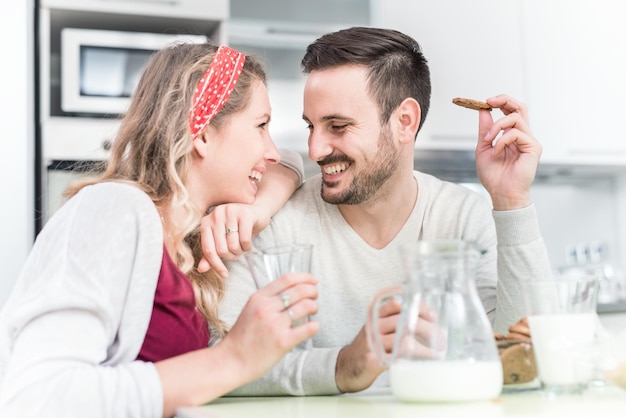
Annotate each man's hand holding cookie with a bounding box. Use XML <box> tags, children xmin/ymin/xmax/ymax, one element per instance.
<box><xmin>473</xmin><ymin>95</ymin><xmax>542</xmax><ymax>211</ymax></box>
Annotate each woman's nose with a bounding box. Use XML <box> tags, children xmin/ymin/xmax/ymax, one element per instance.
<box><xmin>264</xmin><ymin>134</ymin><xmax>281</xmax><ymax>164</ymax></box>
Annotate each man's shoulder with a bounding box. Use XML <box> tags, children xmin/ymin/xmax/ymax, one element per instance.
<box><xmin>284</xmin><ymin>175</ymin><xmax>322</xmax><ymax>208</ymax></box>
<box><xmin>263</xmin><ymin>175</ymin><xmax>325</xmax><ymax>233</ymax></box>
<box><xmin>415</xmin><ymin>171</ymin><xmax>492</xmax><ymax>220</ymax></box>
<box><xmin>416</xmin><ymin>171</ymin><xmax>488</xmax><ymax>200</ymax></box>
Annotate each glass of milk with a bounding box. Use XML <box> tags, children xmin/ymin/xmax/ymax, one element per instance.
<box><xmin>522</xmin><ymin>273</ymin><xmax>599</xmax><ymax>395</ymax></box>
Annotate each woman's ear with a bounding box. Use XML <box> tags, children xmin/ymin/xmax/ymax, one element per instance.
<box><xmin>192</xmin><ymin>129</ymin><xmax>211</xmax><ymax>158</ymax></box>
<box><xmin>395</xmin><ymin>97</ymin><xmax>421</xmax><ymax>144</ymax></box>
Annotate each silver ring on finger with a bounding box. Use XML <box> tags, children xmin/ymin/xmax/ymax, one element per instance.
<box><xmin>226</xmin><ymin>227</ymin><xmax>238</xmax><ymax>235</ymax></box>
<box><xmin>279</xmin><ymin>292</ymin><xmax>291</xmax><ymax>310</ymax></box>
<box><xmin>287</xmin><ymin>308</ymin><xmax>297</xmax><ymax>327</ymax></box>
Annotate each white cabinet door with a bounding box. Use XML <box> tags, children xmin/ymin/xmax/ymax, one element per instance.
<box><xmin>40</xmin><ymin>0</ymin><xmax>227</xmax><ymax>20</ymax></box>
<box><xmin>229</xmin><ymin>0</ymin><xmax>372</xmax><ymax>155</ymax></box>
<box><xmin>521</xmin><ymin>0</ymin><xmax>626</xmax><ymax>164</ymax></box>
<box><xmin>376</xmin><ymin>0</ymin><xmax>525</xmax><ymax>151</ymax></box>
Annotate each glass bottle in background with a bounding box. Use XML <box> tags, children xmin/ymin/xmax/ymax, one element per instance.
<box><xmin>561</xmin><ymin>242</ymin><xmax>623</xmax><ymax>305</ymax></box>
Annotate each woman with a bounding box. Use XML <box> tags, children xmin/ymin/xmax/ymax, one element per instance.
<box><xmin>0</xmin><ymin>43</ymin><xmax>319</xmax><ymax>417</ymax></box>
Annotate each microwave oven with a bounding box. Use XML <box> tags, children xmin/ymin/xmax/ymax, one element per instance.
<box><xmin>60</xmin><ymin>28</ymin><xmax>206</xmax><ymax>115</ymax></box>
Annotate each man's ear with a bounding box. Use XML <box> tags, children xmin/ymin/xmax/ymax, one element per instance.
<box><xmin>395</xmin><ymin>97</ymin><xmax>421</xmax><ymax>144</ymax></box>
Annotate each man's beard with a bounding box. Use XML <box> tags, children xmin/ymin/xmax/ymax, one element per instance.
<box><xmin>320</xmin><ymin>124</ymin><xmax>399</xmax><ymax>205</ymax></box>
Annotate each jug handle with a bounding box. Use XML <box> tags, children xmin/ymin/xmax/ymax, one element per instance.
<box><xmin>366</xmin><ymin>286</ymin><xmax>402</xmax><ymax>368</ymax></box>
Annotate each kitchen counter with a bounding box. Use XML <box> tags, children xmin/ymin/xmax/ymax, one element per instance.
<box><xmin>599</xmin><ymin>311</ymin><xmax>626</xmax><ymax>336</ymax></box>
<box><xmin>177</xmin><ymin>384</ymin><xmax>626</xmax><ymax>418</ymax></box>
<box><xmin>598</xmin><ymin>301</ymin><xmax>626</xmax><ymax>314</ymax></box>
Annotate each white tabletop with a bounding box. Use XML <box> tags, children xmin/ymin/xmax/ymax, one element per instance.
<box><xmin>176</xmin><ymin>383</ymin><xmax>626</xmax><ymax>418</ymax></box>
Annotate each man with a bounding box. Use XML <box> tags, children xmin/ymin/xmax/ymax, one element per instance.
<box><xmin>218</xmin><ymin>27</ymin><xmax>551</xmax><ymax>395</ymax></box>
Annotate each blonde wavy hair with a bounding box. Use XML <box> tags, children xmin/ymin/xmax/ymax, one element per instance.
<box><xmin>66</xmin><ymin>42</ymin><xmax>267</xmax><ymax>336</ymax></box>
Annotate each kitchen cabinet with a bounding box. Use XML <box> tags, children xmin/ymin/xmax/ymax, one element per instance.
<box><xmin>39</xmin><ymin>1</ymin><xmax>227</xmax><ymax>118</ymax></box>
<box><xmin>379</xmin><ymin>0</ymin><xmax>626</xmax><ymax>166</ymax></box>
<box><xmin>37</xmin><ymin>0</ymin><xmax>227</xmax><ymax>228</ymax></box>
<box><xmin>376</xmin><ymin>0</ymin><xmax>525</xmax><ymax>152</ymax></box>
<box><xmin>39</xmin><ymin>0</ymin><xmax>223</xmax><ymax>20</ymax></box>
<box><xmin>520</xmin><ymin>0</ymin><xmax>626</xmax><ymax>164</ymax></box>
<box><xmin>228</xmin><ymin>0</ymin><xmax>372</xmax><ymax>154</ymax></box>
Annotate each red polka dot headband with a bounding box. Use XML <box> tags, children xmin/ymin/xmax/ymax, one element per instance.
<box><xmin>189</xmin><ymin>45</ymin><xmax>246</xmax><ymax>139</ymax></box>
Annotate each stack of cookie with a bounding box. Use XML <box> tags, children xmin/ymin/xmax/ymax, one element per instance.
<box><xmin>495</xmin><ymin>318</ymin><xmax>538</xmax><ymax>385</ymax></box>
<box><xmin>606</xmin><ymin>360</ymin><xmax>626</xmax><ymax>390</ymax></box>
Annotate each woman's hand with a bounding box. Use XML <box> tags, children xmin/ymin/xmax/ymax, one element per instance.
<box><xmin>198</xmin><ymin>161</ymin><xmax>303</xmax><ymax>277</ymax></box>
<box><xmin>220</xmin><ymin>272</ymin><xmax>319</xmax><ymax>380</ymax></box>
<box><xmin>198</xmin><ymin>203</ymin><xmax>272</xmax><ymax>276</ymax></box>
<box><xmin>155</xmin><ymin>272</ymin><xmax>318</xmax><ymax>413</ymax></box>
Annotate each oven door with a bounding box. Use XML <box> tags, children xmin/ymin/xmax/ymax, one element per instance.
<box><xmin>43</xmin><ymin>160</ymin><xmax>104</xmax><ymax>226</ymax></box>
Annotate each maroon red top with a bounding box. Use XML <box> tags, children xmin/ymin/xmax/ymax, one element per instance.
<box><xmin>136</xmin><ymin>246</ymin><xmax>210</xmax><ymax>362</ymax></box>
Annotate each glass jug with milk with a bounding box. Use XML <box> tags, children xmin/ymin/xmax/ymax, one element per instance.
<box><xmin>366</xmin><ymin>240</ymin><xmax>502</xmax><ymax>402</ymax></box>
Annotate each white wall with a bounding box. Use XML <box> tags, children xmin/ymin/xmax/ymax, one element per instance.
<box><xmin>531</xmin><ymin>179</ymin><xmax>620</xmax><ymax>270</ymax></box>
<box><xmin>0</xmin><ymin>1</ymin><xmax>34</xmax><ymax>307</ymax></box>
<box><xmin>460</xmin><ymin>178</ymin><xmax>621</xmax><ymax>272</ymax></box>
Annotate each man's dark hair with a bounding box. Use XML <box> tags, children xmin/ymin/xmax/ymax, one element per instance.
<box><xmin>302</xmin><ymin>26</ymin><xmax>431</xmax><ymax>133</ymax></box>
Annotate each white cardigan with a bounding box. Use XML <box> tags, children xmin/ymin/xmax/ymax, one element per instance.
<box><xmin>0</xmin><ymin>149</ymin><xmax>305</xmax><ymax>417</ymax></box>
<box><xmin>0</xmin><ymin>182</ymin><xmax>166</xmax><ymax>417</ymax></box>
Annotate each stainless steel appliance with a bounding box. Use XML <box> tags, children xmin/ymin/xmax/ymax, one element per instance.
<box><xmin>60</xmin><ymin>28</ymin><xmax>205</xmax><ymax>115</ymax></box>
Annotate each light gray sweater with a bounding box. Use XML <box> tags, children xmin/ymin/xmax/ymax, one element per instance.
<box><xmin>220</xmin><ymin>171</ymin><xmax>552</xmax><ymax>396</ymax></box>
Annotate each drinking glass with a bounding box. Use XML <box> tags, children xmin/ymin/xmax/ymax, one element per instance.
<box><xmin>521</xmin><ymin>273</ymin><xmax>599</xmax><ymax>395</ymax></box>
<box><xmin>245</xmin><ymin>243</ymin><xmax>313</xmax><ymax>330</ymax></box>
